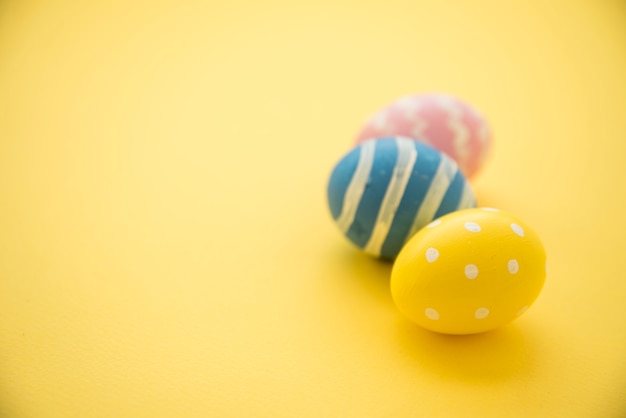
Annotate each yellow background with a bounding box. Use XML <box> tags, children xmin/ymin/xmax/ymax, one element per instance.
<box><xmin>1</xmin><ymin>0</ymin><xmax>625</xmax><ymax>417</ymax></box>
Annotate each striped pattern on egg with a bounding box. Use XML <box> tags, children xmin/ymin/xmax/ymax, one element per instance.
<box><xmin>327</xmin><ymin>137</ymin><xmax>477</xmax><ymax>259</ymax></box>
<box><xmin>355</xmin><ymin>93</ymin><xmax>492</xmax><ymax>179</ymax></box>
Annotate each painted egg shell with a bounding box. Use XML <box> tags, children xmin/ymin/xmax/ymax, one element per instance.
<box><xmin>390</xmin><ymin>208</ymin><xmax>547</xmax><ymax>335</ymax></box>
<box><xmin>327</xmin><ymin>137</ymin><xmax>476</xmax><ymax>259</ymax></box>
<box><xmin>355</xmin><ymin>93</ymin><xmax>492</xmax><ymax>178</ymax></box>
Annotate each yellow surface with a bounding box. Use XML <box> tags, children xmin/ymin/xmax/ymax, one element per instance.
<box><xmin>391</xmin><ymin>209</ymin><xmax>547</xmax><ymax>335</ymax></box>
<box><xmin>0</xmin><ymin>0</ymin><xmax>625</xmax><ymax>417</ymax></box>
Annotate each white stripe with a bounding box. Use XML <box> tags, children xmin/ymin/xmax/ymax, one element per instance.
<box><xmin>437</xmin><ymin>96</ymin><xmax>470</xmax><ymax>167</ymax></box>
<box><xmin>457</xmin><ymin>181</ymin><xmax>476</xmax><ymax>210</ymax></box>
<box><xmin>336</xmin><ymin>141</ymin><xmax>376</xmax><ymax>232</ymax></box>
<box><xmin>406</xmin><ymin>156</ymin><xmax>458</xmax><ymax>239</ymax></box>
<box><xmin>364</xmin><ymin>139</ymin><xmax>418</xmax><ymax>256</ymax></box>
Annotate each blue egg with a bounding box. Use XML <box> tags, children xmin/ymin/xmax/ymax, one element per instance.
<box><xmin>327</xmin><ymin>137</ymin><xmax>477</xmax><ymax>259</ymax></box>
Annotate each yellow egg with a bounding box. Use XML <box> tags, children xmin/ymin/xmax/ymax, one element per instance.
<box><xmin>390</xmin><ymin>208</ymin><xmax>547</xmax><ymax>335</ymax></box>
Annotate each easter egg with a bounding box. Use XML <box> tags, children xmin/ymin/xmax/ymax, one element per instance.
<box><xmin>355</xmin><ymin>93</ymin><xmax>492</xmax><ymax>178</ymax></box>
<box><xmin>390</xmin><ymin>208</ymin><xmax>547</xmax><ymax>335</ymax></box>
<box><xmin>327</xmin><ymin>137</ymin><xmax>476</xmax><ymax>259</ymax></box>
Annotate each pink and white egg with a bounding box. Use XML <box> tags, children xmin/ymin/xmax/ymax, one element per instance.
<box><xmin>355</xmin><ymin>93</ymin><xmax>492</xmax><ymax>179</ymax></box>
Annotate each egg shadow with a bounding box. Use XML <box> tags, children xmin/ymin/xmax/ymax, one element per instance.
<box><xmin>328</xmin><ymin>244</ymin><xmax>539</xmax><ymax>384</ymax></box>
<box><xmin>396</xmin><ymin>318</ymin><xmax>539</xmax><ymax>383</ymax></box>
<box><xmin>328</xmin><ymin>244</ymin><xmax>394</xmax><ymax>306</ymax></box>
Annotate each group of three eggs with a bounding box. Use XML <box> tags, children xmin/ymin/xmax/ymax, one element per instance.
<box><xmin>327</xmin><ymin>93</ymin><xmax>547</xmax><ymax>335</ymax></box>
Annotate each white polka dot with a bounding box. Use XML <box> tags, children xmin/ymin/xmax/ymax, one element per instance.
<box><xmin>516</xmin><ymin>306</ymin><xmax>529</xmax><ymax>316</ymax></box>
<box><xmin>425</xmin><ymin>247</ymin><xmax>439</xmax><ymax>263</ymax></box>
<box><xmin>464</xmin><ymin>264</ymin><xmax>479</xmax><ymax>279</ymax></box>
<box><xmin>511</xmin><ymin>223</ymin><xmax>525</xmax><ymax>237</ymax></box>
<box><xmin>427</xmin><ymin>219</ymin><xmax>442</xmax><ymax>228</ymax></box>
<box><xmin>475</xmin><ymin>307</ymin><xmax>490</xmax><ymax>319</ymax></box>
<box><xmin>464</xmin><ymin>222</ymin><xmax>481</xmax><ymax>232</ymax></box>
<box><xmin>482</xmin><ymin>207</ymin><xmax>499</xmax><ymax>212</ymax></box>
<box><xmin>508</xmin><ymin>259</ymin><xmax>519</xmax><ymax>274</ymax></box>
<box><xmin>425</xmin><ymin>308</ymin><xmax>440</xmax><ymax>320</ymax></box>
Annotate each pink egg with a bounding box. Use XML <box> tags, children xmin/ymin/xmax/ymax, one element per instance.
<box><xmin>355</xmin><ymin>93</ymin><xmax>492</xmax><ymax>178</ymax></box>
